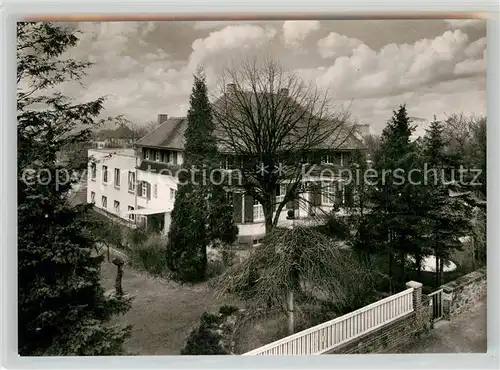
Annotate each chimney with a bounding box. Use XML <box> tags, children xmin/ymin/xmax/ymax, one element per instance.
<box><xmin>226</xmin><ymin>83</ymin><xmax>237</xmax><ymax>94</ymax></box>
<box><xmin>355</xmin><ymin>124</ymin><xmax>371</xmax><ymax>137</ymax></box>
<box><xmin>158</xmin><ymin>114</ymin><xmax>168</xmax><ymax>125</ymax></box>
<box><xmin>278</xmin><ymin>87</ymin><xmax>289</xmax><ymax>96</ymax></box>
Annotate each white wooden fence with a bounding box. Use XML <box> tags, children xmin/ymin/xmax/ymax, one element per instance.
<box><xmin>242</xmin><ymin>287</ymin><xmax>414</xmax><ymax>356</ymax></box>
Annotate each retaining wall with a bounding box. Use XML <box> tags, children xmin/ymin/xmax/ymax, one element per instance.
<box><xmin>441</xmin><ymin>267</ymin><xmax>487</xmax><ymax>320</ymax></box>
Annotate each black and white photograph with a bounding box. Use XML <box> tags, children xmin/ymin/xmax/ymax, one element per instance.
<box><xmin>16</xmin><ymin>18</ymin><xmax>487</xmax><ymax>356</ymax></box>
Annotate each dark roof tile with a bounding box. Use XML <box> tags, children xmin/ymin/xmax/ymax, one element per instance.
<box><xmin>135</xmin><ymin>118</ymin><xmax>186</xmax><ymax>149</ymax></box>
<box><xmin>136</xmin><ymin>92</ymin><xmax>364</xmax><ymax>152</ymax></box>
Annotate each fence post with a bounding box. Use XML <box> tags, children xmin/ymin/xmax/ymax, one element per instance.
<box><xmin>442</xmin><ymin>286</ymin><xmax>453</xmax><ymax>321</ymax></box>
<box><xmin>405</xmin><ymin>281</ymin><xmax>426</xmax><ymax>331</ymax></box>
<box><xmin>405</xmin><ymin>281</ymin><xmax>422</xmax><ymax>310</ymax></box>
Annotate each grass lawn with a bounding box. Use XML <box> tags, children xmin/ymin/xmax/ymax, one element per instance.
<box><xmin>100</xmin><ymin>261</ymin><xmax>238</xmax><ymax>355</ymax></box>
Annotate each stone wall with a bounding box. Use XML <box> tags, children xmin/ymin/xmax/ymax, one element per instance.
<box><xmin>441</xmin><ymin>267</ymin><xmax>486</xmax><ymax>320</ymax></box>
<box><xmin>325</xmin><ymin>281</ymin><xmax>430</xmax><ymax>354</ymax></box>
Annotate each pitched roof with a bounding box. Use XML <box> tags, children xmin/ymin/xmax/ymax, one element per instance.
<box><xmin>136</xmin><ymin>92</ymin><xmax>364</xmax><ymax>152</ymax></box>
<box><xmin>135</xmin><ymin>117</ymin><xmax>187</xmax><ymax>149</ymax></box>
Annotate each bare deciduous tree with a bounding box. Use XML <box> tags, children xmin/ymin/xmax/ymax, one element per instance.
<box><xmin>132</xmin><ymin>120</ymin><xmax>159</xmax><ymax>140</ymax></box>
<box><xmin>211</xmin><ymin>59</ymin><xmax>357</xmax><ymax>233</ymax></box>
<box><xmin>363</xmin><ymin>133</ymin><xmax>381</xmax><ymax>160</ymax></box>
<box><xmin>442</xmin><ymin>113</ymin><xmax>486</xmax><ymax>199</ymax></box>
<box><xmin>442</xmin><ymin>113</ymin><xmax>478</xmax><ymax>156</ymax></box>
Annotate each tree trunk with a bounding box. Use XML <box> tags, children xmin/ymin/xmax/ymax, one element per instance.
<box><xmin>200</xmin><ymin>244</ymin><xmax>208</xmax><ymax>280</ymax></box>
<box><xmin>439</xmin><ymin>258</ymin><xmax>444</xmax><ymax>286</ymax></box>
<box><xmin>400</xmin><ymin>251</ymin><xmax>406</xmax><ymax>285</ymax></box>
<box><xmin>388</xmin><ymin>252</ymin><xmax>394</xmax><ymax>293</ymax></box>
<box><xmin>286</xmin><ymin>289</ymin><xmax>294</xmax><ymax>336</ymax></box>
<box><xmin>265</xmin><ymin>214</ymin><xmax>274</xmax><ymax>235</ymax></box>
<box><xmin>435</xmin><ymin>254</ymin><xmax>440</xmax><ymax>287</ymax></box>
<box><xmin>387</xmin><ymin>229</ymin><xmax>393</xmax><ymax>285</ymax></box>
<box><xmin>264</xmin><ymin>201</ymin><xmax>274</xmax><ymax>235</ymax></box>
<box><xmin>388</xmin><ymin>252</ymin><xmax>393</xmax><ymax>278</ymax></box>
<box><xmin>416</xmin><ymin>252</ymin><xmax>422</xmax><ymax>281</ymax></box>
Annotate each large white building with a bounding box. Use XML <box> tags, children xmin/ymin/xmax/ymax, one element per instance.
<box><xmin>87</xmin><ymin>123</ymin><xmax>368</xmax><ymax>247</ymax></box>
<box><xmin>87</xmin><ymin>87</ymin><xmax>369</xmax><ymax>246</ymax></box>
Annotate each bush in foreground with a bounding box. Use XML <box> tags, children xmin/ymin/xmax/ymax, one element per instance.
<box><xmin>181</xmin><ymin>306</ymin><xmax>240</xmax><ymax>355</ymax></box>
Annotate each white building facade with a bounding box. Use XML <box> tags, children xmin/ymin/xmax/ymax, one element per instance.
<box><xmin>87</xmin><ymin>148</ymin><xmax>178</xmax><ymax>234</ymax></box>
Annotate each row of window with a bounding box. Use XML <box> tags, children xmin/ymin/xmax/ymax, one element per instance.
<box><xmin>300</xmin><ymin>153</ymin><xmax>350</xmax><ymax>165</ymax></box>
<box><xmin>90</xmin><ymin>164</ymin><xmax>132</xmax><ymax>189</ymax></box>
<box><xmin>91</xmin><ymin>187</ymin><xmax>338</xmax><ymax>224</ymax></box>
<box><xmin>90</xmin><ymin>191</ymin><xmax>136</xmax><ymax>221</ymax></box>
<box><xmin>220</xmin><ymin>153</ymin><xmax>351</xmax><ymax>170</ymax></box>
<box><xmin>144</xmin><ymin>148</ymin><xmax>179</xmax><ymax>164</ymax></box>
<box><xmin>90</xmin><ymin>165</ymin><xmax>177</xmax><ymax>200</ymax></box>
<box><xmin>227</xmin><ymin>182</ymin><xmax>341</xmax><ymax>209</ymax></box>
<box><xmin>90</xmin><ymin>152</ymin><xmax>350</xmax><ymax>186</ymax></box>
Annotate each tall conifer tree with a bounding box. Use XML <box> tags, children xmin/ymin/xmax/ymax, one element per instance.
<box><xmin>167</xmin><ymin>69</ymin><xmax>237</xmax><ymax>283</ymax></box>
<box><xmin>368</xmin><ymin>105</ymin><xmax>424</xmax><ymax>287</ymax></box>
<box><xmin>421</xmin><ymin>118</ymin><xmax>471</xmax><ymax>286</ymax></box>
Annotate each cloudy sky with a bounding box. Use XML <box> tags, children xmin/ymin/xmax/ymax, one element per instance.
<box><xmin>61</xmin><ymin>19</ymin><xmax>486</xmax><ymax>135</ymax></box>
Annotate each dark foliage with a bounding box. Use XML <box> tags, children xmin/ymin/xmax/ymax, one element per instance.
<box><xmin>167</xmin><ymin>184</ymin><xmax>209</xmax><ymax>282</ymax></box>
<box><xmin>167</xmin><ymin>69</ymin><xmax>237</xmax><ymax>283</ymax></box>
<box><xmin>313</xmin><ymin>213</ymin><xmax>350</xmax><ymax>240</ymax></box>
<box><xmin>420</xmin><ymin>118</ymin><xmax>472</xmax><ymax>286</ymax></box>
<box><xmin>207</xmin><ymin>185</ymin><xmax>239</xmax><ymax>245</ymax></box>
<box><xmin>128</xmin><ymin>234</ymin><xmax>166</xmax><ymax>276</ymax></box>
<box><xmin>181</xmin><ymin>306</ymin><xmax>240</xmax><ymax>355</ymax></box>
<box><xmin>367</xmin><ymin>105</ymin><xmax>426</xmax><ymax>287</ymax></box>
<box><xmin>17</xmin><ymin>22</ymin><xmax>131</xmax><ymax>355</ymax></box>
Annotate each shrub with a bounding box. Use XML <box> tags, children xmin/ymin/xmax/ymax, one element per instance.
<box><xmin>314</xmin><ymin>213</ymin><xmax>350</xmax><ymax>240</ymax></box>
<box><xmin>219</xmin><ymin>305</ymin><xmax>239</xmax><ymax>316</ymax></box>
<box><xmin>221</xmin><ymin>244</ymin><xmax>237</xmax><ymax>267</ymax></box>
<box><xmin>129</xmin><ymin>234</ymin><xmax>166</xmax><ymax>276</ymax></box>
<box><xmin>206</xmin><ymin>260</ymin><xmax>226</xmax><ymax>279</ymax></box>
<box><xmin>86</xmin><ymin>210</ymin><xmax>128</xmax><ymax>249</ymax></box>
<box><xmin>181</xmin><ymin>306</ymin><xmax>240</xmax><ymax>355</ymax></box>
<box><xmin>206</xmin><ymin>242</ymin><xmax>238</xmax><ymax>279</ymax></box>
<box><xmin>127</xmin><ymin>226</ymin><xmax>149</xmax><ymax>249</ymax></box>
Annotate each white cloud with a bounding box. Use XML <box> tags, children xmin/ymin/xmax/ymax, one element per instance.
<box><xmin>317</xmin><ymin>32</ymin><xmax>363</xmax><ymax>59</ymax></box>
<box><xmin>296</xmin><ymin>30</ymin><xmax>472</xmax><ymax>99</ymax></box>
<box><xmin>189</xmin><ymin>25</ymin><xmax>278</xmax><ymax>69</ymax></box>
<box><xmin>76</xmin><ymin>22</ymin><xmax>140</xmax><ymax>55</ymax></box>
<box><xmin>345</xmin><ymin>79</ymin><xmax>485</xmax><ymax>133</ymax></box>
<box><xmin>283</xmin><ymin>21</ymin><xmax>320</xmax><ymax>48</ymax></box>
<box><xmin>66</xmin><ymin>23</ymin><xmax>281</xmax><ymax>123</ymax></box>
<box><xmin>52</xmin><ymin>21</ymin><xmax>486</xmax><ymax>133</ymax></box>
<box><xmin>464</xmin><ymin>37</ymin><xmax>486</xmax><ymax>58</ymax></box>
<box><xmin>444</xmin><ymin>19</ymin><xmax>485</xmax><ymax>29</ymax></box>
<box><xmin>454</xmin><ymin>58</ymin><xmax>485</xmax><ymax>75</ymax></box>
